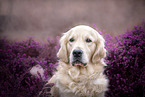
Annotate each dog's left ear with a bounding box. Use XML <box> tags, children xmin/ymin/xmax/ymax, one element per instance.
<box><xmin>57</xmin><ymin>33</ymin><xmax>68</xmax><ymax>63</ymax></box>
<box><xmin>57</xmin><ymin>29</ymin><xmax>73</xmax><ymax>63</ymax></box>
<box><xmin>92</xmin><ymin>31</ymin><xmax>106</xmax><ymax>64</ymax></box>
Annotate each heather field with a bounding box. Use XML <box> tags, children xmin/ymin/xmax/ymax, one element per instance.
<box><xmin>0</xmin><ymin>23</ymin><xmax>144</xmax><ymax>97</ymax></box>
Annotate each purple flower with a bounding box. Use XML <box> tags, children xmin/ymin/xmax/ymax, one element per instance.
<box><xmin>0</xmin><ymin>37</ymin><xmax>58</xmax><ymax>96</ymax></box>
<box><xmin>105</xmin><ymin>23</ymin><xmax>145</xmax><ymax>97</ymax></box>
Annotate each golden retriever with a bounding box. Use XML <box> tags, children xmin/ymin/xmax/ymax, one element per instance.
<box><xmin>48</xmin><ymin>25</ymin><xmax>108</xmax><ymax>97</ymax></box>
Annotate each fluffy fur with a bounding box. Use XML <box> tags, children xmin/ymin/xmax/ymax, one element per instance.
<box><xmin>48</xmin><ymin>25</ymin><xmax>108</xmax><ymax>97</ymax></box>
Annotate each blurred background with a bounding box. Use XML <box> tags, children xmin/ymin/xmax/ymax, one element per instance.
<box><xmin>0</xmin><ymin>0</ymin><xmax>145</xmax><ymax>42</ymax></box>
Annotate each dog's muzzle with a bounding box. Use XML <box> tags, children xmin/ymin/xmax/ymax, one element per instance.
<box><xmin>72</xmin><ymin>49</ymin><xmax>87</xmax><ymax>66</ymax></box>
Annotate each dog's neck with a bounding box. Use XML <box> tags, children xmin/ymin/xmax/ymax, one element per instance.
<box><xmin>57</xmin><ymin>61</ymin><xmax>104</xmax><ymax>81</ymax></box>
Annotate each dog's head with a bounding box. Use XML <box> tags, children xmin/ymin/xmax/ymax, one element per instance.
<box><xmin>57</xmin><ymin>25</ymin><xmax>106</xmax><ymax>67</ymax></box>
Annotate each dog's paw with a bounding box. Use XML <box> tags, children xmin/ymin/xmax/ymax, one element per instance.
<box><xmin>38</xmin><ymin>83</ymin><xmax>54</xmax><ymax>97</ymax></box>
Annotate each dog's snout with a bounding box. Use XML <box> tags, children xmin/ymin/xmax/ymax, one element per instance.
<box><xmin>73</xmin><ymin>49</ymin><xmax>83</xmax><ymax>57</ymax></box>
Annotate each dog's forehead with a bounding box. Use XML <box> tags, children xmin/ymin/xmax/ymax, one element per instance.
<box><xmin>69</xmin><ymin>25</ymin><xmax>96</xmax><ymax>36</ymax></box>
<box><xmin>72</xmin><ymin>25</ymin><xmax>92</xmax><ymax>32</ymax></box>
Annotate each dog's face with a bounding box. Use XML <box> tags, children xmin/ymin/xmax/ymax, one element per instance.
<box><xmin>67</xmin><ymin>28</ymin><xmax>96</xmax><ymax>66</ymax></box>
<box><xmin>57</xmin><ymin>25</ymin><xmax>106</xmax><ymax>66</ymax></box>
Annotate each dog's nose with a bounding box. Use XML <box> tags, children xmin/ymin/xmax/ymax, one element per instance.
<box><xmin>73</xmin><ymin>49</ymin><xmax>83</xmax><ymax>57</ymax></box>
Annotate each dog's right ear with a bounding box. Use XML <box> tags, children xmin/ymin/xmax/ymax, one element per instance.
<box><xmin>57</xmin><ymin>33</ymin><xmax>69</xmax><ymax>63</ymax></box>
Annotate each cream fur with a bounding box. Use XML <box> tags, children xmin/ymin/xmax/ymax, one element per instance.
<box><xmin>49</xmin><ymin>25</ymin><xmax>108</xmax><ymax>97</ymax></box>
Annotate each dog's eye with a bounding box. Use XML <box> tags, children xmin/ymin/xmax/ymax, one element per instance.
<box><xmin>86</xmin><ymin>38</ymin><xmax>92</xmax><ymax>43</ymax></box>
<box><xmin>69</xmin><ymin>38</ymin><xmax>75</xmax><ymax>42</ymax></box>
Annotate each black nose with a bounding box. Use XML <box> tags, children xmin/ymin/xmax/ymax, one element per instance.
<box><xmin>73</xmin><ymin>49</ymin><xmax>83</xmax><ymax>57</ymax></box>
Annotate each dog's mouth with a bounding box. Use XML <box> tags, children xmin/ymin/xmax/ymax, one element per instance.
<box><xmin>72</xmin><ymin>61</ymin><xmax>87</xmax><ymax>67</ymax></box>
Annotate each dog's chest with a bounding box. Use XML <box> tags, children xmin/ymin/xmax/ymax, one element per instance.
<box><xmin>55</xmin><ymin>66</ymin><xmax>107</xmax><ymax>97</ymax></box>
<box><xmin>66</xmin><ymin>68</ymin><xmax>101</xmax><ymax>89</ymax></box>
